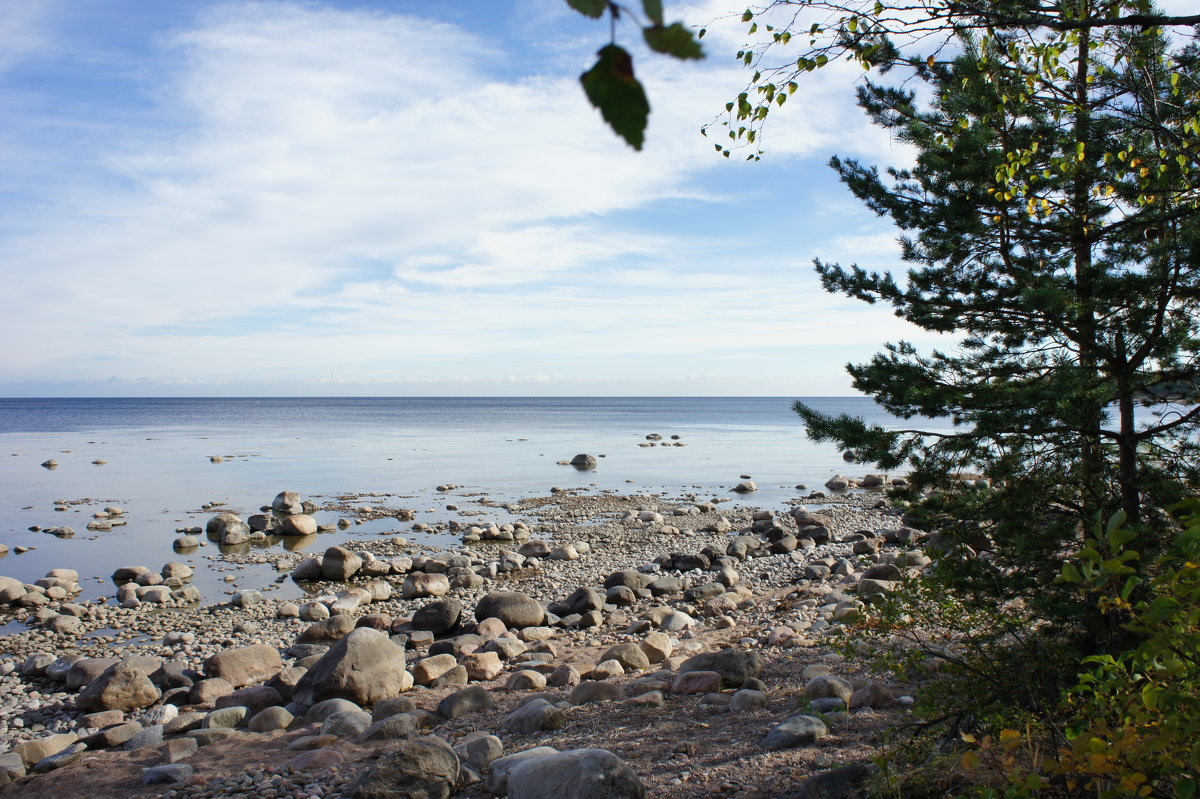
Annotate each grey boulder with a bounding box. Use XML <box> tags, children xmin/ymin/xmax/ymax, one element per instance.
<box><xmin>351</xmin><ymin>735</ymin><xmax>459</xmax><ymax>799</ymax></box>
<box><xmin>321</xmin><ymin>546</ymin><xmax>363</xmax><ymax>581</ymax></box>
<box><xmin>411</xmin><ymin>599</ymin><xmax>463</xmax><ymax>635</ymax></box>
<box><xmin>484</xmin><ymin>747</ymin><xmax>558</xmax><ymax>795</ymax></box>
<box><xmin>76</xmin><ymin>661</ymin><xmax>161</xmax><ymax>712</ymax></box>
<box><xmin>475</xmin><ymin>591</ymin><xmax>544</xmax><ymax>629</ymax></box>
<box><xmin>763</xmin><ymin>714</ymin><xmax>828</xmax><ymax>749</ymax></box>
<box><xmin>143</xmin><ymin>764</ymin><xmax>194</xmax><ymax>784</ymax></box>
<box><xmin>436</xmin><ymin>685</ymin><xmax>496</xmax><ymax>719</ymax></box>
<box><xmin>204</xmin><ymin>644</ymin><xmax>282</xmax><ymax>688</ymax></box>
<box><xmin>678</xmin><ymin>649</ymin><xmax>763</xmax><ymax>689</ymax></box>
<box><xmin>501</xmin><ymin>698</ymin><xmax>565</xmax><ymax>734</ymax></box>
<box><xmin>506</xmin><ymin>748</ymin><xmax>645</xmax><ymax>799</ymax></box>
<box><xmin>292</xmin><ymin>627</ymin><xmax>411</xmax><ymax>706</ymax></box>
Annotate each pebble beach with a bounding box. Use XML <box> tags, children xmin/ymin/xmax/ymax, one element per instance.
<box><xmin>0</xmin><ymin>398</ymin><xmax>941</xmax><ymax>798</ymax></box>
<box><xmin>0</xmin><ymin>472</ymin><xmax>932</xmax><ymax>799</ymax></box>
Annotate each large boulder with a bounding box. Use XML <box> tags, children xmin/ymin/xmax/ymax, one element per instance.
<box><xmin>850</xmin><ymin>681</ymin><xmax>899</xmax><ymax>709</ymax></box>
<box><xmin>249</xmin><ymin>706</ymin><xmax>294</xmax><ymax>733</ymax></box>
<box><xmin>272</xmin><ymin>491</ymin><xmax>304</xmax><ymax>515</ymax></box>
<box><xmin>14</xmin><ymin>734</ymin><xmax>79</xmax><ymax>767</ymax></box>
<box><xmin>474</xmin><ymin>591</ymin><xmax>544</xmax><ymax>630</ymax></box>
<box><xmin>281</xmin><ymin>515</ymin><xmax>318</xmax><ymax>535</ymax></box>
<box><xmin>639</xmin><ymin>633</ymin><xmax>673</xmax><ymax>664</ymax></box>
<box><xmin>804</xmin><ymin>675</ymin><xmax>853</xmax><ymax>704</ymax></box>
<box><xmin>603</xmin><ymin>570</ymin><xmax>654</xmax><ymax>591</ymax></box>
<box><xmin>436</xmin><ymin>685</ymin><xmax>496</xmax><ymax>719</ymax></box>
<box><xmin>402</xmin><ymin>572</ymin><xmax>450</xmax><ymax>599</ymax></box>
<box><xmin>568</xmin><ymin>681</ymin><xmax>622</xmax><ymax>705</ymax></box>
<box><xmin>485</xmin><ymin>748</ymin><xmax>559</xmax><ymax>795</ymax></box>
<box><xmin>321</xmin><ymin>547</ymin><xmax>363</xmax><ymax>581</ymax></box>
<box><xmin>205</xmin><ymin>513</ymin><xmax>248</xmax><ymax>538</ymax></box>
<box><xmin>461</xmin><ymin>651</ymin><xmax>504</xmax><ymax>681</ymax></box>
<box><xmin>293</xmin><ymin>628</ymin><xmax>411</xmax><ymax>706</ymax></box>
<box><xmin>791</xmin><ymin>509</ymin><xmax>833</xmax><ymax>529</ymax></box>
<box><xmin>506</xmin><ymin>748</ymin><xmax>645</xmax><ymax>799</ymax></box>
<box><xmin>292</xmin><ymin>557</ymin><xmax>324</xmax><ymax>582</ymax></box>
<box><xmin>678</xmin><ymin>649</ymin><xmax>763</xmax><ymax>689</ymax></box>
<box><xmin>76</xmin><ymin>661</ymin><xmax>161</xmax><ymax>712</ymax></box>
<box><xmin>297</xmin><ymin>615</ymin><xmax>357</xmax><ymax>644</ymax></box>
<box><xmin>359</xmin><ymin>712</ymin><xmax>419</xmax><ymax>742</ymax></box>
<box><xmin>793</xmin><ymin>764</ymin><xmax>874</xmax><ymax>799</ymax></box>
<box><xmin>411</xmin><ymin>654</ymin><xmax>458</xmax><ymax>687</ymax></box>
<box><xmin>411</xmin><ymin>599</ymin><xmax>462</xmax><ymax>635</ymax></box>
<box><xmin>352</xmin><ymin>735</ymin><xmax>459</xmax><ymax>799</ymax></box>
<box><xmin>501</xmin><ymin>698</ymin><xmax>565</xmax><ymax>734</ymax></box>
<box><xmin>203</xmin><ymin>644</ymin><xmax>282</xmax><ymax>688</ymax></box>
<box><xmin>0</xmin><ymin>576</ymin><xmax>25</xmax><ymax>604</ymax></box>
<box><xmin>671</xmin><ymin>671</ymin><xmax>721</xmax><ymax>695</ymax></box>
<box><xmin>454</xmin><ymin>734</ymin><xmax>503</xmax><ymax>772</ymax></box>
<box><xmin>599</xmin><ymin>643</ymin><xmax>650</xmax><ymax>673</ymax></box>
<box><xmin>570</xmin><ymin>454</ymin><xmax>597</xmax><ymax>470</ymax></box>
<box><xmin>65</xmin><ymin>657</ymin><xmax>119</xmax><ymax>691</ymax></box>
<box><xmin>189</xmin><ymin>678</ymin><xmax>235</xmax><ymax>706</ymax></box>
<box><xmin>247</xmin><ymin>514</ymin><xmax>280</xmax><ymax>533</ymax></box>
<box><xmin>564</xmin><ymin>587</ymin><xmax>605</xmax><ymax>614</ymax></box>
<box><xmin>307</xmin><ymin>698</ymin><xmax>363</xmax><ymax>724</ymax></box>
<box><xmin>763</xmin><ymin>714</ymin><xmax>829</xmax><ymax>749</ymax></box>
<box><xmin>214</xmin><ymin>686</ymin><xmax>284</xmax><ymax>715</ymax></box>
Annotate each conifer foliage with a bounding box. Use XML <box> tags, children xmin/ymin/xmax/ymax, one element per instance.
<box><xmin>792</xmin><ymin>4</ymin><xmax>1200</xmax><ymax>565</ymax></box>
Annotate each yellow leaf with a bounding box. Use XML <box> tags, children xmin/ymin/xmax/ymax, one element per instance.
<box><xmin>961</xmin><ymin>750</ymin><xmax>980</xmax><ymax>771</ymax></box>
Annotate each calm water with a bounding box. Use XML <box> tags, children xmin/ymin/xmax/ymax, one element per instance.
<box><xmin>0</xmin><ymin>397</ymin><xmax>917</xmax><ymax>602</ymax></box>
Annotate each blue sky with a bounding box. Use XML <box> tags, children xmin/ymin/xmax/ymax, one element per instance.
<box><xmin>0</xmin><ymin>0</ymin><xmax>932</xmax><ymax>397</ymax></box>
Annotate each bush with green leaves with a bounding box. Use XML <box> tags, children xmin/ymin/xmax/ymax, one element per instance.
<box><xmin>1049</xmin><ymin>500</ymin><xmax>1200</xmax><ymax>799</ymax></box>
<box><xmin>859</xmin><ymin>503</ymin><xmax>1200</xmax><ymax>798</ymax></box>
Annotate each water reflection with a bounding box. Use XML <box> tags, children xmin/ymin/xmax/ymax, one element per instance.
<box><xmin>278</xmin><ymin>533</ymin><xmax>317</xmax><ymax>552</ymax></box>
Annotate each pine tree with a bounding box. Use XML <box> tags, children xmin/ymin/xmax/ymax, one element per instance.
<box><xmin>796</xmin><ymin>17</ymin><xmax>1200</xmax><ymax>616</ymax></box>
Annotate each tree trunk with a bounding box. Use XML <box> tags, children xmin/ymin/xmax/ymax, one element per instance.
<box><xmin>1071</xmin><ymin>12</ymin><xmax>1105</xmax><ymax>525</ymax></box>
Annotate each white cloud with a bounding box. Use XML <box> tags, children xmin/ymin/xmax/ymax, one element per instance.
<box><xmin>0</xmin><ymin>0</ymin><xmax>55</xmax><ymax>74</ymax></box>
<box><xmin>0</xmin><ymin>0</ymin><xmax>927</xmax><ymax>393</ymax></box>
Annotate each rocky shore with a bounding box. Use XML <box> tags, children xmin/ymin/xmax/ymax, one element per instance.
<box><xmin>0</xmin><ymin>474</ymin><xmax>929</xmax><ymax>799</ymax></box>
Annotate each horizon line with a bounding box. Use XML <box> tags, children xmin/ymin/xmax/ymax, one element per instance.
<box><xmin>0</xmin><ymin>394</ymin><xmax>870</xmax><ymax>400</ymax></box>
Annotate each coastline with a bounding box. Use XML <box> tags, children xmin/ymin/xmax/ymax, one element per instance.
<box><xmin>0</xmin><ymin>395</ymin><xmax>919</xmax><ymax>598</ymax></box>
<box><xmin>0</xmin><ymin>478</ymin><xmax>922</xmax><ymax>797</ymax></box>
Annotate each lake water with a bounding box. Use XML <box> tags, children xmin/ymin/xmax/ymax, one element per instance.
<box><xmin>0</xmin><ymin>396</ymin><xmax>923</xmax><ymax>602</ymax></box>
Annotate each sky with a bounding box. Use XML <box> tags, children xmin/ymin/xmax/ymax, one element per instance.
<box><xmin>0</xmin><ymin>0</ymin><xmax>932</xmax><ymax>397</ymax></box>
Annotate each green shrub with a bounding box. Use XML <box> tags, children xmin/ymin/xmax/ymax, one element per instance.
<box><xmin>1050</xmin><ymin>500</ymin><xmax>1200</xmax><ymax>798</ymax></box>
<box><xmin>855</xmin><ymin>502</ymin><xmax>1200</xmax><ymax>798</ymax></box>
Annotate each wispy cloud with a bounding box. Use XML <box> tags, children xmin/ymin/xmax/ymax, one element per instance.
<box><xmin>0</xmin><ymin>0</ymin><xmax>56</xmax><ymax>74</ymax></box>
<box><xmin>0</xmin><ymin>0</ymin><xmax>928</xmax><ymax>395</ymax></box>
